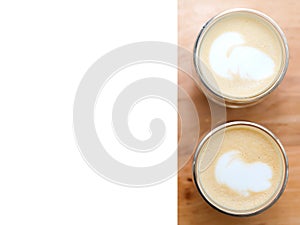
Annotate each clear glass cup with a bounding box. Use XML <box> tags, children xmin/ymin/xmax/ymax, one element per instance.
<box><xmin>193</xmin><ymin>121</ymin><xmax>288</xmax><ymax>216</ymax></box>
<box><xmin>193</xmin><ymin>8</ymin><xmax>289</xmax><ymax>108</ymax></box>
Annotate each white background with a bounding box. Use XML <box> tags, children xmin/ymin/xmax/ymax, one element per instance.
<box><xmin>0</xmin><ymin>0</ymin><xmax>177</xmax><ymax>224</ymax></box>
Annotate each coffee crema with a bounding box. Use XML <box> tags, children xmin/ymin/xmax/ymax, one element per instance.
<box><xmin>193</xmin><ymin>122</ymin><xmax>288</xmax><ymax>216</ymax></box>
<box><xmin>194</xmin><ymin>9</ymin><xmax>289</xmax><ymax>107</ymax></box>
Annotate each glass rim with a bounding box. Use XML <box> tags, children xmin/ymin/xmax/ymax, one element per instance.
<box><xmin>192</xmin><ymin>120</ymin><xmax>289</xmax><ymax>216</ymax></box>
<box><xmin>193</xmin><ymin>8</ymin><xmax>289</xmax><ymax>104</ymax></box>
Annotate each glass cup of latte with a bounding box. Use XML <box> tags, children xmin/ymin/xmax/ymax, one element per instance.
<box><xmin>193</xmin><ymin>8</ymin><xmax>289</xmax><ymax>108</ymax></box>
<box><xmin>193</xmin><ymin>121</ymin><xmax>288</xmax><ymax>216</ymax></box>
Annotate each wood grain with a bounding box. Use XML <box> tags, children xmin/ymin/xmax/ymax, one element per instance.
<box><xmin>178</xmin><ymin>0</ymin><xmax>300</xmax><ymax>224</ymax></box>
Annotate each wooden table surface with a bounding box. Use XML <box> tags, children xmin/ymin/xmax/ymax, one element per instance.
<box><xmin>178</xmin><ymin>0</ymin><xmax>300</xmax><ymax>224</ymax></box>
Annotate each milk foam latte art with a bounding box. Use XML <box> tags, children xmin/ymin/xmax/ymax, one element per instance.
<box><xmin>194</xmin><ymin>9</ymin><xmax>289</xmax><ymax>107</ymax></box>
<box><xmin>193</xmin><ymin>121</ymin><xmax>288</xmax><ymax>216</ymax></box>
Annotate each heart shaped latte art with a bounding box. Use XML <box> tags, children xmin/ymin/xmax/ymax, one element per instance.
<box><xmin>209</xmin><ymin>32</ymin><xmax>275</xmax><ymax>80</ymax></box>
<box><xmin>215</xmin><ymin>150</ymin><xmax>273</xmax><ymax>197</ymax></box>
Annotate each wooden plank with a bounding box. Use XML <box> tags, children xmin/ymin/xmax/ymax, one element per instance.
<box><xmin>178</xmin><ymin>0</ymin><xmax>300</xmax><ymax>224</ymax></box>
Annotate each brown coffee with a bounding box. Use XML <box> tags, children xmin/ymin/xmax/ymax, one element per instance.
<box><xmin>194</xmin><ymin>9</ymin><xmax>289</xmax><ymax>107</ymax></box>
<box><xmin>193</xmin><ymin>122</ymin><xmax>288</xmax><ymax>215</ymax></box>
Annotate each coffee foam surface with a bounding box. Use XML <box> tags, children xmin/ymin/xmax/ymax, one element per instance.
<box><xmin>215</xmin><ymin>150</ymin><xmax>272</xmax><ymax>197</ymax></box>
<box><xmin>196</xmin><ymin>125</ymin><xmax>285</xmax><ymax>213</ymax></box>
<box><xmin>209</xmin><ymin>32</ymin><xmax>275</xmax><ymax>81</ymax></box>
<box><xmin>198</xmin><ymin>12</ymin><xmax>284</xmax><ymax>99</ymax></box>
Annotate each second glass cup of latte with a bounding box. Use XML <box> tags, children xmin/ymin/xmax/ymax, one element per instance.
<box><xmin>194</xmin><ymin>8</ymin><xmax>289</xmax><ymax>107</ymax></box>
<box><xmin>193</xmin><ymin>121</ymin><xmax>288</xmax><ymax>216</ymax></box>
